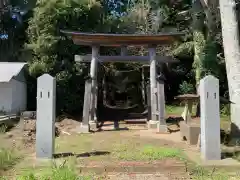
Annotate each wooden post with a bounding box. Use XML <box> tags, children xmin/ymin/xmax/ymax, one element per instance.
<box><xmin>147</xmin><ymin>82</ymin><xmax>151</xmax><ymax>121</ymax></box>
<box><xmin>79</xmin><ymin>79</ymin><xmax>92</xmax><ymax>133</ymax></box>
<box><xmin>121</xmin><ymin>46</ymin><xmax>127</xmax><ymax>56</ymax></box>
<box><xmin>157</xmin><ymin>79</ymin><xmax>168</xmax><ymax>133</ymax></box>
<box><xmin>94</xmin><ymin>85</ymin><xmax>98</xmax><ymax>121</ymax></box>
<box><xmin>89</xmin><ymin>45</ymin><xmax>99</xmax><ymax>129</ymax></box>
<box><xmin>141</xmin><ymin>67</ymin><xmax>146</xmax><ymax>106</ymax></box>
<box><xmin>148</xmin><ymin>45</ymin><xmax>158</xmax><ymax>129</ymax></box>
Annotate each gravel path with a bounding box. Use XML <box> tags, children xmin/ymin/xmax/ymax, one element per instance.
<box><xmin>106</xmin><ymin>173</ymin><xmax>169</xmax><ymax>180</ymax></box>
<box><xmin>104</xmin><ymin>172</ymin><xmax>190</xmax><ymax>180</ymax></box>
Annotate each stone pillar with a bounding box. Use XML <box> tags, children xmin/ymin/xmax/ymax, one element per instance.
<box><xmin>79</xmin><ymin>79</ymin><xmax>92</xmax><ymax>133</ymax></box>
<box><xmin>200</xmin><ymin>75</ymin><xmax>221</xmax><ymax>160</ymax></box>
<box><xmin>89</xmin><ymin>45</ymin><xmax>99</xmax><ymax>129</ymax></box>
<box><xmin>148</xmin><ymin>45</ymin><xmax>158</xmax><ymax>129</ymax></box>
<box><xmin>157</xmin><ymin>78</ymin><xmax>168</xmax><ymax>133</ymax></box>
<box><xmin>36</xmin><ymin>74</ymin><xmax>56</xmax><ymax>159</ymax></box>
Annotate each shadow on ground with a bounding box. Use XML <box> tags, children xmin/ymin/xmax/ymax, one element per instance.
<box><xmin>221</xmin><ymin>150</ymin><xmax>240</xmax><ymax>161</ymax></box>
<box><xmin>97</xmin><ymin>127</ymin><xmax>129</xmax><ymax>132</ymax></box>
<box><xmin>166</xmin><ymin>116</ymin><xmax>183</xmax><ymax>126</ymax></box>
<box><xmin>98</xmin><ymin>105</ymin><xmax>147</xmax><ymax>122</ymax></box>
<box><xmin>53</xmin><ymin>151</ymin><xmax>111</xmax><ymax>159</ymax></box>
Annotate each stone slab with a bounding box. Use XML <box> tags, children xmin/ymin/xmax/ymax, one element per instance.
<box><xmin>180</xmin><ymin>121</ymin><xmax>200</xmax><ymax>145</ymax></box>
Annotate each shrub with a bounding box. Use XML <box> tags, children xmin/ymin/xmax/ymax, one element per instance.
<box><xmin>179</xmin><ymin>81</ymin><xmax>195</xmax><ymax>94</ymax></box>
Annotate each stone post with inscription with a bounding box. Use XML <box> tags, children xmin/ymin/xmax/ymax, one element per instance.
<box><xmin>36</xmin><ymin>74</ymin><xmax>56</xmax><ymax>159</ymax></box>
<box><xmin>200</xmin><ymin>75</ymin><xmax>221</xmax><ymax>160</ymax></box>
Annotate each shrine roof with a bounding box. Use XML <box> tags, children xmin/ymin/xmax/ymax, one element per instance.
<box><xmin>60</xmin><ymin>30</ymin><xmax>184</xmax><ymax>46</ymax></box>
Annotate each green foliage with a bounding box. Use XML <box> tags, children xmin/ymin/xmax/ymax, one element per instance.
<box><xmin>114</xmin><ymin>143</ymin><xmax>184</xmax><ymax>161</ymax></box>
<box><xmin>26</xmin><ymin>0</ymin><xmax>106</xmax><ymax>114</ymax></box>
<box><xmin>123</xmin><ymin>0</ymin><xmax>184</xmax><ymax>35</ymax></box>
<box><xmin>172</xmin><ymin>41</ymin><xmax>194</xmax><ymax>57</ymax></box>
<box><xmin>192</xmin><ymin>30</ymin><xmax>205</xmax><ymax>84</ymax></box>
<box><xmin>140</xmin><ymin>145</ymin><xmax>183</xmax><ymax>160</ymax></box>
<box><xmin>179</xmin><ymin>81</ymin><xmax>195</xmax><ymax>94</ymax></box>
<box><xmin>3</xmin><ymin>0</ymin><xmax>227</xmax><ymax>112</ymax></box>
<box><xmin>221</xmin><ymin>104</ymin><xmax>231</xmax><ymax>117</ymax></box>
<box><xmin>201</xmin><ymin>39</ymin><xmax>219</xmax><ymax>77</ymax></box>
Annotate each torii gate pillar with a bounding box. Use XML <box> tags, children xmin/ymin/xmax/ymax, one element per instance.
<box><xmin>89</xmin><ymin>45</ymin><xmax>99</xmax><ymax>129</ymax></box>
<box><xmin>148</xmin><ymin>45</ymin><xmax>158</xmax><ymax>129</ymax></box>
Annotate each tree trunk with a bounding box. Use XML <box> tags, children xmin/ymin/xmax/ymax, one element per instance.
<box><xmin>192</xmin><ymin>0</ymin><xmax>205</xmax><ymax>117</ymax></box>
<box><xmin>219</xmin><ymin>0</ymin><xmax>240</xmax><ymax>137</ymax></box>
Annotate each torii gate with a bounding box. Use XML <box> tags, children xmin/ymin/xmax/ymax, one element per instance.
<box><xmin>61</xmin><ymin>31</ymin><xmax>184</xmax><ymax>133</ymax></box>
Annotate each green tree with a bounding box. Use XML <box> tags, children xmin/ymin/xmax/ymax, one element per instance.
<box><xmin>26</xmin><ymin>0</ymin><xmax>107</xmax><ymax>114</ymax></box>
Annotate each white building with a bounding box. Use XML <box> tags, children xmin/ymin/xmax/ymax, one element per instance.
<box><xmin>0</xmin><ymin>62</ymin><xmax>27</xmax><ymax>114</ymax></box>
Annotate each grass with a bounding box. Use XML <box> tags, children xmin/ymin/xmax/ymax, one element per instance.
<box><xmin>165</xmin><ymin>105</ymin><xmax>185</xmax><ymax>116</ymax></box>
<box><xmin>0</xmin><ymin>140</ymin><xmax>239</xmax><ymax>180</ymax></box>
<box><xmin>165</xmin><ymin>105</ymin><xmax>231</xmax><ymax>131</ymax></box>
<box><xmin>2</xmin><ymin>160</ymin><xmax>239</xmax><ymax>180</ymax></box>
<box><xmin>1</xmin><ymin>161</ymin><xmax>95</xmax><ymax>180</ymax></box>
<box><xmin>0</xmin><ymin>104</ymin><xmax>236</xmax><ymax>179</ymax></box>
<box><xmin>0</xmin><ymin>124</ymin><xmax>8</xmax><ymax>133</ymax></box>
<box><xmin>166</xmin><ymin>104</ymin><xmax>230</xmax><ymax>119</ymax></box>
<box><xmin>0</xmin><ymin>148</ymin><xmax>19</xmax><ymax>173</ymax></box>
<box><xmin>114</xmin><ymin>144</ymin><xmax>184</xmax><ymax>161</ymax></box>
<box><xmin>56</xmin><ymin>134</ymin><xmax>185</xmax><ymax>161</ymax></box>
<box><xmin>189</xmin><ymin>166</ymin><xmax>240</xmax><ymax>180</ymax></box>
<box><xmin>140</xmin><ymin>145</ymin><xmax>183</xmax><ymax>160</ymax></box>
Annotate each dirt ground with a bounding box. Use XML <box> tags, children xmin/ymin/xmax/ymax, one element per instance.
<box><xmin>0</xmin><ymin>116</ymin><xmax>237</xmax><ymax>179</ymax></box>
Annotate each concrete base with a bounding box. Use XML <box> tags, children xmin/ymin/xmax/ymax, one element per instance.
<box><xmin>148</xmin><ymin>120</ymin><xmax>159</xmax><ymax>129</ymax></box>
<box><xmin>77</xmin><ymin>123</ymin><xmax>90</xmax><ymax>133</ymax></box>
<box><xmin>180</xmin><ymin>121</ymin><xmax>200</xmax><ymax>145</ymax></box>
<box><xmin>89</xmin><ymin>121</ymin><xmax>98</xmax><ymax>130</ymax></box>
<box><xmin>157</xmin><ymin>124</ymin><xmax>168</xmax><ymax>133</ymax></box>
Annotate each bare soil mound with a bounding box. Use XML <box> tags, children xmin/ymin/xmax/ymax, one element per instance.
<box><xmin>2</xmin><ymin>118</ymin><xmax>81</xmax><ymax>149</ymax></box>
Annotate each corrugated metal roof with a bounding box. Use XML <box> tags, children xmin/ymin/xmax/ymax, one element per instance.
<box><xmin>0</xmin><ymin>62</ymin><xmax>27</xmax><ymax>82</ymax></box>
